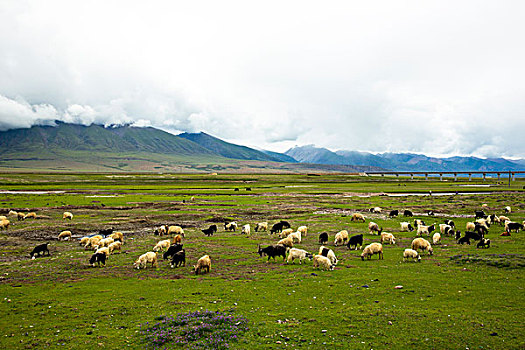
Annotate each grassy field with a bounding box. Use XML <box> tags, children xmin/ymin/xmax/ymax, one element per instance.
<box><xmin>0</xmin><ymin>173</ymin><xmax>523</xmax><ymax>349</ymax></box>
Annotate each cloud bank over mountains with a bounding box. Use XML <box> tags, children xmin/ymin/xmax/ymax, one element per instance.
<box><xmin>1</xmin><ymin>1</ymin><xmax>524</xmax><ymax>158</ymax></box>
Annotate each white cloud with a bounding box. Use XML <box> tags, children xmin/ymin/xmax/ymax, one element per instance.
<box><xmin>0</xmin><ymin>0</ymin><xmax>524</xmax><ymax>158</ymax></box>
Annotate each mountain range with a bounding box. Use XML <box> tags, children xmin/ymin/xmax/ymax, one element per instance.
<box><xmin>0</xmin><ymin>122</ymin><xmax>522</xmax><ymax>173</ymax></box>
<box><xmin>285</xmin><ymin>145</ymin><xmax>524</xmax><ymax>172</ymax></box>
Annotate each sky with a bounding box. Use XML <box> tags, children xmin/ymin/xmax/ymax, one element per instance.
<box><xmin>1</xmin><ymin>0</ymin><xmax>524</xmax><ymax>158</ymax></box>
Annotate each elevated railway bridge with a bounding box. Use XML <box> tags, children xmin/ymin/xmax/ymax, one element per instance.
<box><xmin>363</xmin><ymin>170</ymin><xmax>525</xmax><ymax>182</ymax></box>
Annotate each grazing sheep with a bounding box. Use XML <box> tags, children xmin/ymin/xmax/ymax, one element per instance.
<box><xmin>17</xmin><ymin>212</ymin><xmax>26</xmax><ymax>221</ymax></box>
<box><xmin>318</xmin><ymin>232</ymin><xmax>328</xmax><ymax>244</ymax></box>
<box><xmin>278</xmin><ymin>228</ymin><xmax>294</xmax><ymax>238</ymax></box>
<box><xmin>464</xmin><ymin>231</ymin><xmax>482</xmax><ymax>241</ymax></box>
<box><xmin>286</xmin><ymin>248</ymin><xmax>313</xmax><ymax>264</ymax></box>
<box><xmin>475</xmin><ymin>210</ymin><xmax>487</xmax><ymax>219</ymax></box>
<box><xmin>99</xmin><ymin>228</ymin><xmax>114</xmax><ymax>237</ymax></box>
<box><xmin>488</xmin><ymin>214</ymin><xmax>500</xmax><ymax>225</ymax></box>
<box><xmin>153</xmin><ymin>239</ymin><xmax>171</xmax><ymax>252</ymax></box>
<box><xmin>79</xmin><ymin>236</ymin><xmax>90</xmax><ymax>246</ymax></box>
<box><xmin>476</xmin><ymin>218</ymin><xmax>490</xmax><ymax>229</ymax></box>
<box><xmin>444</xmin><ymin>219</ymin><xmax>455</xmax><ymax>228</ymax></box>
<box><xmin>58</xmin><ymin>230</ymin><xmax>72</xmax><ymax>241</ymax></box>
<box><xmin>89</xmin><ymin>253</ymin><xmax>107</xmax><ymax>267</ymax></box>
<box><xmin>172</xmin><ymin>234</ymin><xmax>183</xmax><ymax>244</ymax></box>
<box><xmin>319</xmin><ymin>246</ymin><xmax>338</xmax><ymax>265</ymax></box>
<box><xmin>334</xmin><ymin>230</ymin><xmax>349</xmax><ymax>246</ymax></box>
<box><xmin>504</xmin><ymin>206</ymin><xmax>511</xmax><ymax>213</ymax></box>
<box><xmin>388</xmin><ymin>210</ymin><xmax>399</xmax><ymax>217</ymax></box>
<box><xmin>432</xmin><ymin>232</ymin><xmax>441</xmax><ymax>245</ymax></box>
<box><xmin>63</xmin><ymin>212</ymin><xmax>73</xmax><ymax>220</ymax></box>
<box><xmin>313</xmin><ymin>255</ymin><xmax>334</xmax><ymax>271</ymax></box>
<box><xmin>443</xmin><ymin>226</ymin><xmax>455</xmax><ymax>237</ymax></box>
<box><xmin>439</xmin><ymin>224</ymin><xmax>451</xmax><ymax>234</ymax></box>
<box><xmin>96</xmin><ymin>237</ymin><xmax>114</xmax><ymax>248</ymax></box>
<box><xmin>24</xmin><ymin>212</ymin><xmax>37</xmax><ymax>220</ymax></box>
<box><xmin>241</xmin><ymin>224</ymin><xmax>251</xmax><ymax>235</ymax></box>
<box><xmin>417</xmin><ymin>224</ymin><xmax>435</xmax><ymax>237</ymax></box>
<box><xmin>297</xmin><ymin>225</ymin><xmax>308</xmax><ymax>236</ymax></box>
<box><xmin>277</xmin><ymin>236</ymin><xmax>294</xmax><ymax>248</ymax></box>
<box><xmin>85</xmin><ymin>236</ymin><xmax>102</xmax><ymax>249</ymax></box>
<box><xmin>403</xmin><ymin>210</ymin><xmax>413</xmax><ymax>217</ymax></box>
<box><xmin>414</xmin><ymin>219</ymin><xmax>425</xmax><ymax>228</ymax></box>
<box><xmin>477</xmin><ymin>238</ymin><xmax>491</xmax><ymax>248</ymax></box>
<box><xmin>170</xmin><ymin>250</ymin><xmax>186</xmax><ymax>268</ymax></box>
<box><xmin>8</xmin><ymin>210</ymin><xmax>17</xmax><ymax>217</ymax></box>
<box><xmin>458</xmin><ymin>236</ymin><xmax>470</xmax><ymax>245</ymax></box>
<box><xmin>455</xmin><ymin>230</ymin><xmax>462</xmax><ymax>240</ymax></box>
<box><xmin>0</xmin><ymin>219</ymin><xmax>10</xmax><ymax>230</ymax></box>
<box><xmin>110</xmin><ymin>231</ymin><xmax>124</xmax><ymax>242</ymax></box>
<box><xmin>361</xmin><ymin>243</ymin><xmax>384</xmax><ymax>260</ymax></box>
<box><xmin>380</xmin><ymin>232</ymin><xmax>396</xmax><ymax>245</ymax></box>
<box><xmin>370</xmin><ymin>207</ymin><xmax>382</xmax><ymax>213</ymax></box>
<box><xmin>346</xmin><ymin>234</ymin><xmax>363</xmax><ymax>250</ymax></box>
<box><xmin>403</xmin><ymin>249</ymin><xmax>421</xmax><ymax>262</ymax></box>
<box><xmin>411</xmin><ymin>238</ymin><xmax>433</xmax><ymax>255</ymax></box>
<box><xmin>108</xmin><ymin>241</ymin><xmax>122</xmax><ymax>254</ymax></box>
<box><xmin>89</xmin><ymin>253</ymin><xmax>106</xmax><ymax>267</ymax></box>
<box><xmin>0</xmin><ymin>216</ymin><xmax>6</xmax><ymax>220</ymax></box>
<box><xmin>505</xmin><ymin>221</ymin><xmax>524</xmax><ymax>233</ymax></box>
<box><xmin>168</xmin><ymin>225</ymin><xmax>184</xmax><ymax>236</ymax></box>
<box><xmin>194</xmin><ymin>255</ymin><xmax>211</xmax><ymax>275</ymax></box>
<box><xmin>30</xmin><ymin>243</ymin><xmax>50</xmax><ymax>259</ymax></box>
<box><xmin>498</xmin><ymin>216</ymin><xmax>510</xmax><ymax>225</ymax></box>
<box><xmin>350</xmin><ymin>213</ymin><xmax>366</xmax><ymax>222</ymax></box>
<box><xmin>224</xmin><ymin>222</ymin><xmax>237</xmax><ymax>232</ymax></box>
<box><xmin>400</xmin><ymin>222</ymin><xmax>414</xmax><ymax>232</ymax></box>
<box><xmin>163</xmin><ymin>243</ymin><xmax>183</xmax><ymax>260</ymax></box>
<box><xmin>202</xmin><ymin>224</ymin><xmax>217</xmax><ymax>236</ymax></box>
<box><xmin>258</xmin><ymin>244</ymin><xmax>287</xmax><ymax>262</ymax></box>
<box><xmin>254</xmin><ymin>222</ymin><xmax>268</xmax><ymax>232</ymax></box>
<box><xmin>95</xmin><ymin>246</ymin><xmax>110</xmax><ymax>257</ymax></box>
<box><xmin>288</xmin><ymin>231</ymin><xmax>301</xmax><ymax>244</ymax></box>
<box><xmin>133</xmin><ymin>252</ymin><xmax>158</xmax><ymax>269</ymax></box>
<box><xmin>465</xmin><ymin>222</ymin><xmax>476</xmax><ymax>232</ymax></box>
<box><xmin>154</xmin><ymin>225</ymin><xmax>167</xmax><ymax>236</ymax></box>
<box><xmin>482</xmin><ymin>203</ymin><xmax>488</xmax><ymax>208</ymax></box>
<box><xmin>368</xmin><ymin>222</ymin><xmax>382</xmax><ymax>235</ymax></box>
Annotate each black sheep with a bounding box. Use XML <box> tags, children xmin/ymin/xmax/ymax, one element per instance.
<box><xmin>163</xmin><ymin>243</ymin><xmax>183</xmax><ymax>260</ymax></box>
<box><xmin>464</xmin><ymin>231</ymin><xmax>482</xmax><ymax>241</ymax></box>
<box><xmin>477</xmin><ymin>239</ymin><xmax>491</xmax><ymax>249</ymax></box>
<box><xmin>388</xmin><ymin>210</ymin><xmax>399</xmax><ymax>217</ymax></box>
<box><xmin>99</xmin><ymin>228</ymin><xmax>113</xmax><ymax>237</ymax></box>
<box><xmin>444</xmin><ymin>219</ymin><xmax>455</xmax><ymax>228</ymax></box>
<box><xmin>258</xmin><ymin>244</ymin><xmax>287</xmax><ymax>261</ymax></box>
<box><xmin>506</xmin><ymin>222</ymin><xmax>524</xmax><ymax>233</ymax></box>
<box><xmin>403</xmin><ymin>210</ymin><xmax>413</xmax><ymax>217</ymax></box>
<box><xmin>202</xmin><ymin>224</ymin><xmax>218</xmax><ymax>236</ymax></box>
<box><xmin>474</xmin><ymin>210</ymin><xmax>487</xmax><ymax>219</ymax></box>
<box><xmin>346</xmin><ymin>234</ymin><xmax>363</xmax><ymax>250</ymax></box>
<box><xmin>318</xmin><ymin>232</ymin><xmax>328</xmax><ymax>244</ymax></box>
<box><xmin>30</xmin><ymin>243</ymin><xmax>50</xmax><ymax>259</ymax></box>
<box><xmin>170</xmin><ymin>250</ymin><xmax>186</xmax><ymax>267</ymax></box>
<box><xmin>458</xmin><ymin>237</ymin><xmax>470</xmax><ymax>245</ymax></box>
<box><xmin>89</xmin><ymin>252</ymin><xmax>106</xmax><ymax>267</ymax></box>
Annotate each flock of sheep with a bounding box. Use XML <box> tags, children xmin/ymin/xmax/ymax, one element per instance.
<box><xmin>10</xmin><ymin>201</ymin><xmax>524</xmax><ymax>276</ymax></box>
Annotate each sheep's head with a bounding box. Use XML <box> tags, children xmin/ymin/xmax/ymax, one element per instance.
<box><xmin>429</xmin><ymin>246</ymin><xmax>434</xmax><ymax>255</ymax></box>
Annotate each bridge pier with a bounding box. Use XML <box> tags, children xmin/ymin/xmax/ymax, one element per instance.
<box><xmin>512</xmin><ymin>173</ymin><xmax>516</xmax><ymax>181</ymax></box>
<box><xmin>497</xmin><ymin>173</ymin><xmax>501</xmax><ymax>181</ymax></box>
<box><xmin>439</xmin><ymin>173</ymin><xmax>443</xmax><ymax>181</ymax></box>
<box><xmin>469</xmin><ymin>173</ymin><xmax>472</xmax><ymax>181</ymax></box>
<box><xmin>425</xmin><ymin>173</ymin><xmax>428</xmax><ymax>180</ymax></box>
<box><xmin>483</xmin><ymin>173</ymin><xmax>486</xmax><ymax>181</ymax></box>
<box><xmin>454</xmin><ymin>173</ymin><xmax>457</xmax><ymax>181</ymax></box>
<box><xmin>410</xmin><ymin>174</ymin><xmax>414</xmax><ymax>180</ymax></box>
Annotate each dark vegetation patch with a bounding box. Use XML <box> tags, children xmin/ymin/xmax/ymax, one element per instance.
<box><xmin>450</xmin><ymin>254</ymin><xmax>525</xmax><ymax>269</ymax></box>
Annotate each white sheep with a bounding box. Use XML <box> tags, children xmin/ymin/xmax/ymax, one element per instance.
<box><xmin>400</xmin><ymin>222</ymin><xmax>413</xmax><ymax>232</ymax></box>
<box><xmin>286</xmin><ymin>248</ymin><xmax>312</xmax><ymax>264</ymax></box>
<box><xmin>85</xmin><ymin>236</ymin><xmax>102</xmax><ymax>249</ymax></box>
<box><xmin>97</xmin><ymin>237</ymin><xmax>114</xmax><ymax>248</ymax></box>
<box><xmin>0</xmin><ymin>216</ymin><xmax>6</xmax><ymax>220</ymax></box>
<box><xmin>110</xmin><ymin>231</ymin><xmax>124</xmax><ymax>242</ymax></box>
<box><xmin>224</xmin><ymin>222</ymin><xmax>238</xmax><ymax>232</ymax></box>
<box><xmin>439</xmin><ymin>224</ymin><xmax>451</xmax><ymax>234</ymax></box>
<box><xmin>153</xmin><ymin>239</ymin><xmax>171</xmax><ymax>252</ymax></box>
<box><xmin>194</xmin><ymin>255</ymin><xmax>211</xmax><ymax>275</ymax></box>
<box><xmin>432</xmin><ymin>232</ymin><xmax>441</xmax><ymax>245</ymax></box>
<box><xmin>17</xmin><ymin>212</ymin><xmax>25</xmax><ymax>221</ymax></box>
<box><xmin>79</xmin><ymin>237</ymin><xmax>90</xmax><ymax>246</ymax></box>
<box><xmin>0</xmin><ymin>219</ymin><xmax>9</xmax><ymax>230</ymax></box>
<box><xmin>368</xmin><ymin>222</ymin><xmax>382</xmax><ymax>235</ymax></box>
<box><xmin>313</xmin><ymin>255</ymin><xmax>334</xmax><ymax>271</ymax></box>
<box><xmin>318</xmin><ymin>246</ymin><xmax>338</xmax><ymax>265</ymax></box>
<box><xmin>504</xmin><ymin>206</ymin><xmax>511</xmax><ymax>213</ymax></box>
<box><xmin>255</xmin><ymin>222</ymin><xmax>268</xmax><ymax>232</ymax></box>
<box><xmin>361</xmin><ymin>243</ymin><xmax>383</xmax><ymax>260</ymax></box>
<box><xmin>168</xmin><ymin>225</ymin><xmax>184</xmax><ymax>236</ymax></box>
<box><xmin>371</xmin><ymin>207</ymin><xmax>382</xmax><ymax>213</ymax></box>
<box><xmin>498</xmin><ymin>216</ymin><xmax>510</xmax><ymax>225</ymax></box>
<box><xmin>108</xmin><ymin>241</ymin><xmax>122</xmax><ymax>254</ymax></box>
<box><xmin>334</xmin><ymin>230</ymin><xmax>349</xmax><ymax>246</ymax></box>
<box><xmin>465</xmin><ymin>222</ymin><xmax>476</xmax><ymax>231</ymax></box>
<box><xmin>288</xmin><ymin>231</ymin><xmax>301</xmax><ymax>244</ymax></box>
<box><xmin>297</xmin><ymin>225</ymin><xmax>308</xmax><ymax>236</ymax></box>
<box><xmin>475</xmin><ymin>218</ymin><xmax>490</xmax><ymax>230</ymax></box>
<box><xmin>8</xmin><ymin>210</ymin><xmax>17</xmax><ymax>217</ymax></box>
<box><xmin>156</xmin><ymin>225</ymin><xmax>167</xmax><ymax>236</ymax></box>
<box><xmin>58</xmin><ymin>230</ymin><xmax>72</xmax><ymax>241</ymax></box>
<box><xmin>277</xmin><ymin>236</ymin><xmax>294</xmax><ymax>248</ymax></box>
<box><xmin>24</xmin><ymin>212</ymin><xmax>37</xmax><ymax>220</ymax></box>
<box><xmin>380</xmin><ymin>232</ymin><xmax>396</xmax><ymax>245</ymax></box>
<box><xmin>133</xmin><ymin>252</ymin><xmax>158</xmax><ymax>269</ymax></box>
<box><xmin>63</xmin><ymin>212</ymin><xmax>73</xmax><ymax>220</ymax></box>
<box><xmin>417</xmin><ymin>224</ymin><xmax>433</xmax><ymax>236</ymax></box>
<box><xmin>278</xmin><ymin>228</ymin><xmax>294</xmax><ymax>238</ymax></box>
<box><xmin>350</xmin><ymin>213</ymin><xmax>366</xmax><ymax>222</ymax></box>
<box><xmin>403</xmin><ymin>249</ymin><xmax>421</xmax><ymax>262</ymax></box>
<box><xmin>241</xmin><ymin>224</ymin><xmax>251</xmax><ymax>235</ymax></box>
<box><xmin>411</xmin><ymin>238</ymin><xmax>433</xmax><ymax>255</ymax></box>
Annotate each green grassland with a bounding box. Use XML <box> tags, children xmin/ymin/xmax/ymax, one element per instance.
<box><xmin>0</xmin><ymin>173</ymin><xmax>523</xmax><ymax>349</ymax></box>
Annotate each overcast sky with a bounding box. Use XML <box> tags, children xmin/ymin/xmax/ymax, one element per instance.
<box><xmin>1</xmin><ymin>1</ymin><xmax>524</xmax><ymax>158</ymax></box>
